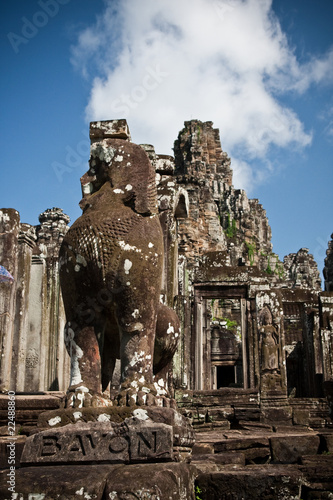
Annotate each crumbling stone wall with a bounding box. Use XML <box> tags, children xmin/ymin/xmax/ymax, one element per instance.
<box><xmin>173</xmin><ymin>120</ymin><xmax>287</xmax><ymax>279</ymax></box>
<box><xmin>173</xmin><ymin>121</ymin><xmax>228</xmax><ymax>264</ymax></box>
<box><xmin>0</xmin><ymin>207</ymin><xmax>70</xmax><ymax>392</ymax></box>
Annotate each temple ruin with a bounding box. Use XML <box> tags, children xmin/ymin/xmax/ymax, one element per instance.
<box><xmin>0</xmin><ymin>119</ymin><xmax>333</xmax><ymax>498</ymax></box>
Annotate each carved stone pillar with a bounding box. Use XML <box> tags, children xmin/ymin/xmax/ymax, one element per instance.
<box><xmin>0</xmin><ymin>209</ymin><xmax>20</xmax><ymax>391</ymax></box>
<box><xmin>12</xmin><ymin>224</ymin><xmax>36</xmax><ymax>391</ymax></box>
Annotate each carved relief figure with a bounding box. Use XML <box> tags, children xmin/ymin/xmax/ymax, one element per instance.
<box><xmin>259</xmin><ymin>306</ymin><xmax>280</xmax><ymax>374</ymax></box>
<box><xmin>59</xmin><ymin>124</ymin><xmax>179</xmax><ymax>407</ymax></box>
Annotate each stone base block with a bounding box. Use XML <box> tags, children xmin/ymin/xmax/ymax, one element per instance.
<box><xmin>104</xmin><ymin>463</ymin><xmax>197</xmax><ymax>499</ymax></box>
<box><xmin>0</xmin><ymin>463</ymin><xmax>197</xmax><ymax>500</ymax></box>
<box><xmin>192</xmin><ymin>442</ymin><xmax>215</xmax><ymax>455</ymax></box>
<box><xmin>192</xmin><ymin>451</ymin><xmax>246</xmax><ymax>470</ymax></box>
<box><xmin>260</xmin><ymin>400</ymin><xmax>293</xmax><ymax>425</ymax></box>
<box><xmin>196</xmin><ymin>465</ymin><xmax>304</xmax><ymax>500</ymax></box>
<box><xmin>213</xmin><ymin>436</ymin><xmax>270</xmax><ymax>454</ymax></box>
<box><xmin>0</xmin><ymin>436</ymin><xmax>26</xmax><ymax>469</ymax></box>
<box><xmin>290</xmin><ymin>398</ymin><xmax>332</xmax><ymax>428</ymax></box>
<box><xmin>270</xmin><ymin>434</ymin><xmax>320</xmax><ymax>464</ymax></box>
<box><xmin>21</xmin><ymin>406</ymin><xmax>195</xmax><ymax>465</ymax></box>
<box><xmin>21</xmin><ymin>420</ymin><xmax>173</xmax><ymax>466</ymax></box>
<box><xmin>0</xmin><ymin>393</ymin><xmax>65</xmax><ymax>430</ymax></box>
<box><xmin>0</xmin><ymin>464</ymin><xmax>111</xmax><ymax>500</ymax></box>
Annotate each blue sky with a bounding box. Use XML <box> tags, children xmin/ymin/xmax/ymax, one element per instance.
<box><xmin>1</xmin><ymin>0</ymin><xmax>332</xmax><ymax>284</ymax></box>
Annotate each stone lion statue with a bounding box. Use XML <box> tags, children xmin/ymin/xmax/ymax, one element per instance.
<box><xmin>59</xmin><ymin>120</ymin><xmax>179</xmax><ymax>408</ymax></box>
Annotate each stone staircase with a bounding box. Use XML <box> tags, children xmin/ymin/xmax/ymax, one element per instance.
<box><xmin>1</xmin><ymin>392</ymin><xmax>333</xmax><ymax>498</ymax></box>
<box><xmin>192</xmin><ymin>425</ymin><xmax>333</xmax><ymax>498</ymax></box>
<box><xmin>175</xmin><ymin>389</ymin><xmax>332</xmax><ymax>430</ymax></box>
<box><xmin>175</xmin><ymin>388</ymin><xmax>261</xmax><ymax>430</ymax></box>
<box><xmin>175</xmin><ymin>389</ymin><xmax>333</xmax><ymax>498</ymax></box>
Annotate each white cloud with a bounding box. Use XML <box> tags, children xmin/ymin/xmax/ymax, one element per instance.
<box><xmin>70</xmin><ymin>0</ymin><xmax>332</xmax><ymax>190</ymax></box>
<box><xmin>319</xmin><ymin>104</ymin><xmax>333</xmax><ymax>141</ymax></box>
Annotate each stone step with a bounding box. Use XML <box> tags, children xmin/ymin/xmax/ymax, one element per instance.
<box><xmin>196</xmin><ymin>462</ymin><xmax>333</xmax><ymax>499</ymax></box>
<box><xmin>300</xmin><ymin>453</ymin><xmax>333</xmax><ymax>466</ymax></box>
<box><xmin>192</xmin><ymin>452</ymin><xmax>246</xmax><ymax>471</ymax></box>
<box><xmin>270</xmin><ymin>433</ymin><xmax>320</xmax><ymax>464</ymax></box>
<box><xmin>175</xmin><ymin>389</ymin><xmax>259</xmax><ymax>408</ymax></box>
<box><xmin>0</xmin><ymin>393</ymin><xmax>65</xmax><ymax>435</ymax></box>
<box><xmin>0</xmin><ymin>436</ymin><xmax>26</xmax><ymax>469</ymax></box>
<box><xmin>0</xmin><ymin>463</ymin><xmax>197</xmax><ymax>499</ymax></box>
<box><xmin>195</xmin><ymin>465</ymin><xmax>304</xmax><ymax>500</ymax></box>
<box><xmin>194</xmin><ymin>428</ymin><xmax>333</xmax><ymax>465</ymax></box>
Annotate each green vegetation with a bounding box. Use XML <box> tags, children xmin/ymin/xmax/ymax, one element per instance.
<box><xmin>245</xmin><ymin>241</ymin><xmax>256</xmax><ymax>266</ymax></box>
<box><xmin>260</xmin><ymin>251</ymin><xmax>285</xmax><ymax>277</ymax></box>
<box><xmin>225</xmin><ymin>213</ymin><xmax>237</xmax><ymax>238</ymax></box>
<box><xmin>211</xmin><ymin>315</ymin><xmax>237</xmax><ymax>331</ymax></box>
<box><xmin>265</xmin><ymin>256</ymin><xmax>273</xmax><ymax>275</ymax></box>
<box><xmin>274</xmin><ymin>262</ymin><xmax>285</xmax><ymax>279</ymax></box>
<box><xmin>223</xmin><ymin>317</ymin><xmax>238</xmax><ymax>330</ymax></box>
<box><xmin>195</xmin><ymin>485</ymin><xmax>203</xmax><ymax>500</ymax></box>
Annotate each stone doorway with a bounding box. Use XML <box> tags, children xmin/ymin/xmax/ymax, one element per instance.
<box><xmin>213</xmin><ymin>364</ymin><xmax>242</xmax><ymax>389</ymax></box>
<box><xmin>216</xmin><ymin>365</ymin><xmax>234</xmax><ymax>388</ymax></box>
<box><xmin>193</xmin><ymin>286</ymin><xmax>249</xmax><ymax>390</ymax></box>
<box><xmin>283</xmin><ymin>302</ymin><xmax>313</xmax><ymax>397</ymax></box>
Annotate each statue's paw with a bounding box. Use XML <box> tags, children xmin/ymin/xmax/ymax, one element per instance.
<box><xmin>65</xmin><ymin>386</ymin><xmax>112</xmax><ymax>408</ymax></box>
<box><xmin>115</xmin><ymin>386</ymin><xmax>175</xmax><ymax>408</ymax></box>
<box><xmin>115</xmin><ymin>379</ymin><xmax>154</xmax><ymax>407</ymax></box>
<box><xmin>154</xmin><ymin>395</ymin><xmax>177</xmax><ymax>408</ymax></box>
<box><xmin>115</xmin><ymin>388</ymin><xmax>149</xmax><ymax>407</ymax></box>
<box><xmin>89</xmin><ymin>393</ymin><xmax>113</xmax><ymax>408</ymax></box>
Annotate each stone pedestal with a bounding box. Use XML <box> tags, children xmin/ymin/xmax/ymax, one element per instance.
<box><xmin>260</xmin><ymin>372</ymin><xmax>292</xmax><ymax>425</ymax></box>
<box><xmin>260</xmin><ymin>395</ymin><xmax>292</xmax><ymax>425</ymax></box>
<box><xmin>21</xmin><ymin>420</ymin><xmax>174</xmax><ymax>465</ymax></box>
<box><xmin>33</xmin><ymin>405</ymin><xmax>195</xmax><ymax>462</ymax></box>
<box><xmin>3</xmin><ymin>406</ymin><xmax>197</xmax><ymax>498</ymax></box>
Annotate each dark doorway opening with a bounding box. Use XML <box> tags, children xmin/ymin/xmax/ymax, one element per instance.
<box><xmin>217</xmin><ymin>365</ymin><xmax>235</xmax><ymax>388</ymax></box>
<box><xmin>286</xmin><ymin>342</ymin><xmax>307</xmax><ymax>397</ymax></box>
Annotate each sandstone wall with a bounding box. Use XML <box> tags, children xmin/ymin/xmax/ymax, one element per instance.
<box><xmin>0</xmin><ymin>208</ymin><xmax>70</xmax><ymax>392</ymax></box>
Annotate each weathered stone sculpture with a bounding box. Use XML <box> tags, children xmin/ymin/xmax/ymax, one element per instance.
<box><xmin>259</xmin><ymin>306</ymin><xmax>280</xmax><ymax>375</ymax></box>
<box><xmin>59</xmin><ymin>120</ymin><xmax>179</xmax><ymax>407</ymax></box>
<box><xmin>324</xmin><ymin>233</ymin><xmax>333</xmax><ymax>292</ymax></box>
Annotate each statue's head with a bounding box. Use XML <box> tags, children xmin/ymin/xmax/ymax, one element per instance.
<box><xmin>259</xmin><ymin>305</ymin><xmax>273</xmax><ymax>326</ymax></box>
<box><xmin>80</xmin><ymin>122</ymin><xmax>158</xmax><ymax>216</ymax></box>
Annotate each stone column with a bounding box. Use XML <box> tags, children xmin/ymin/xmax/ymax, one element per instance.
<box><xmin>246</xmin><ymin>299</ymin><xmax>257</xmax><ymax>388</ymax></box>
<box><xmin>0</xmin><ymin>209</ymin><xmax>20</xmax><ymax>391</ymax></box>
<box><xmin>320</xmin><ymin>293</ymin><xmax>333</xmax><ymax>381</ymax></box>
<box><xmin>241</xmin><ymin>298</ymin><xmax>248</xmax><ymax>389</ymax></box>
<box><xmin>194</xmin><ymin>296</ymin><xmax>203</xmax><ymax>390</ymax></box>
<box><xmin>11</xmin><ymin>224</ymin><xmax>36</xmax><ymax>391</ymax></box>
<box><xmin>36</xmin><ymin>208</ymin><xmax>70</xmax><ymax>391</ymax></box>
<box><xmin>24</xmin><ymin>255</ymin><xmax>44</xmax><ymax>391</ymax></box>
